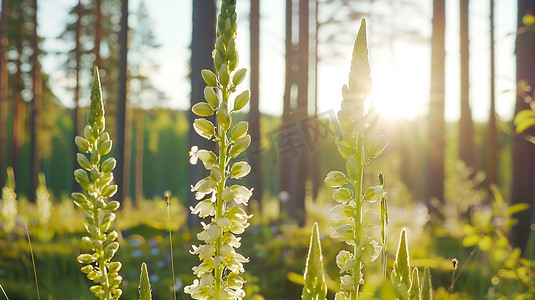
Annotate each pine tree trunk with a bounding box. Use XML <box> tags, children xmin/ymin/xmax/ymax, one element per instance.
<box><xmin>249</xmin><ymin>0</ymin><xmax>263</xmax><ymax>210</ymax></box>
<box><xmin>0</xmin><ymin>0</ymin><xmax>9</xmax><ymax>186</ymax></box>
<box><xmin>311</xmin><ymin>0</ymin><xmax>320</xmax><ymax>200</ymax></box>
<box><xmin>488</xmin><ymin>0</ymin><xmax>498</xmax><ymax>185</ymax></box>
<box><xmin>135</xmin><ymin>109</ymin><xmax>144</xmax><ymax>202</ymax></box>
<box><xmin>188</xmin><ymin>0</ymin><xmax>216</xmax><ymax>227</ymax></box>
<box><xmin>72</xmin><ymin>0</ymin><xmax>82</xmax><ymax>193</ymax></box>
<box><xmin>459</xmin><ymin>0</ymin><xmax>475</xmax><ymax>169</ymax></box>
<box><xmin>30</xmin><ymin>0</ymin><xmax>42</xmax><ymax>202</ymax></box>
<box><xmin>289</xmin><ymin>0</ymin><xmax>309</xmax><ymax>226</ymax></box>
<box><xmin>426</xmin><ymin>0</ymin><xmax>446</xmax><ymax>206</ymax></box>
<box><xmin>511</xmin><ymin>0</ymin><xmax>535</xmax><ymax>252</ymax></box>
<box><xmin>116</xmin><ymin>0</ymin><xmax>129</xmax><ymax>202</ymax></box>
<box><xmin>280</xmin><ymin>0</ymin><xmax>293</xmax><ymax>213</ymax></box>
<box><xmin>12</xmin><ymin>33</ymin><xmax>25</xmax><ymax>188</ymax></box>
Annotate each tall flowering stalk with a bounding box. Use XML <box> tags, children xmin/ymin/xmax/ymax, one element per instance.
<box><xmin>324</xmin><ymin>19</ymin><xmax>388</xmax><ymax>300</ymax></box>
<box><xmin>72</xmin><ymin>66</ymin><xmax>122</xmax><ymax>299</ymax></box>
<box><xmin>185</xmin><ymin>0</ymin><xmax>252</xmax><ymax>299</ymax></box>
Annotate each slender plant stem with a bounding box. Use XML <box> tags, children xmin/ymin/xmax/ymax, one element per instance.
<box><xmin>350</xmin><ymin>138</ymin><xmax>365</xmax><ymax>300</ymax></box>
<box><xmin>214</xmin><ymin>88</ymin><xmax>229</xmax><ymax>299</ymax></box>
<box><xmin>166</xmin><ymin>194</ymin><xmax>177</xmax><ymax>300</ymax></box>
<box><xmin>25</xmin><ymin>223</ymin><xmax>40</xmax><ymax>300</ymax></box>
<box><xmin>0</xmin><ymin>283</ymin><xmax>9</xmax><ymax>300</ymax></box>
<box><xmin>92</xmin><ymin>191</ymin><xmax>111</xmax><ymax>299</ymax></box>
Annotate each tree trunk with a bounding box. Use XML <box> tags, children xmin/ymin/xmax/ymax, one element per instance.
<box><xmin>280</xmin><ymin>0</ymin><xmax>293</xmax><ymax>212</ymax></box>
<box><xmin>0</xmin><ymin>0</ymin><xmax>9</xmax><ymax>186</ymax></box>
<box><xmin>289</xmin><ymin>0</ymin><xmax>309</xmax><ymax>226</ymax></box>
<box><xmin>94</xmin><ymin>0</ymin><xmax>101</xmax><ymax>67</ymax></box>
<box><xmin>459</xmin><ymin>0</ymin><xmax>475</xmax><ymax>169</ymax></box>
<box><xmin>488</xmin><ymin>0</ymin><xmax>498</xmax><ymax>185</ymax></box>
<box><xmin>311</xmin><ymin>0</ymin><xmax>320</xmax><ymax>200</ymax></box>
<box><xmin>249</xmin><ymin>0</ymin><xmax>263</xmax><ymax>209</ymax></box>
<box><xmin>426</xmin><ymin>0</ymin><xmax>446</xmax><ymax>206</ymax></box>
<box><xmin>12</xmin><ymin>32</ymin><xmax>25</xmax><ymax>188</ymax></box>
<box><xmin>135</xmin><ymin>108</ymin><xmax>144</xmax><ymax>202</ymax></box>
<box><xmin>511</xmin><ymin>0</ymin><xmax>535</xmax><ymax>252</ymax></box>
<box><xmin>116</xmin><ymin>0</ymin><xmax>129</xmax><ymax>202</ymax></box>
<box><xmin>188</xmin><ymin>0</ymin><xmax>216</xmax><ymax>227</ymax></box>
<box><xmin>30</xmin><ymin>0</ymin><xmax>42</xmax><ymax>202</ymax></box>
<box><xmin>72</xmin><ymin>0</ymin><xmax>82</xmax><ymax>193</ymax></box>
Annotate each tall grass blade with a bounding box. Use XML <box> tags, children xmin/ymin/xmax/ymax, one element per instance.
<box><xmin>0</xmin><ymin>283</ymin><xmax>10</xmax><ymax>300</ymax></box>
<box><xmin>165</xmin><ymin>194</ymin><xmax>177</xmax><ymax>300</ymax></box>
<box><xmin>25</xmin><ymin>223</ymin><xmax>41</xmax><ymax>300</ymax></box>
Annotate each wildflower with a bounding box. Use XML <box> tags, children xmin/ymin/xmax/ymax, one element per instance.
<box><xmin>189</xmin><ymin>146</ymin><xmax>199</xmax><ymax>164</ymax></box>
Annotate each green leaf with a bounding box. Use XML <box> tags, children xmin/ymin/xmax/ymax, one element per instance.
<box><xmin>139</xmin><ymin>263</ymin><xmax>152</xmax><ymax>300</ymax></box>
<box><xmin>368</xmin><ymin>135</ymin><xmax>388</xmax><ymax>158</ymax></box>
<box><xmin>325</xmin><ymin>171</ymin><xmax>347</xmax><ymax>188</ymax></box>
<box><xmin>514</xmin><ymin>109</ymin><xmax>535</xmax><ymax>133</ymax></box>
<box><xmin>462</xmin><ymin>234</ymin><xmax>481</xmax><ymax>247</ymax></box>
<box><xmin>301</xmin><ymin>223</ymin><xmax>327</xmax><ymax>300</ymax></box>
<box><xmin>478</xmin><ymin>235</ymin><xmax>492</xmax><ymax>251</ymax></box>
<box><xmin>505</xmin><ymin>203</ymin><xmax>530</xmax><ymax>216</ymax></box>
<box><xmin>420</xmin><ymin>267</ymin><xmax>432</xmax><ymax>300</ymax></box>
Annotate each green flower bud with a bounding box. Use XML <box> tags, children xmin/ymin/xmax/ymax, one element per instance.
<box><xmin>217</xmin><ymin>102</ymin><xmax>231</xmax><ymax>131</ymax></box>
<box><xmin>232</xmin><ymin>68</ymin><xmax>247</xmax><ymax>86</ymax></box>
<box><xmin>201</xmin><ymin>69</ymin><xmax>218</xmax><ymax>87</ymax></box>
<box><xmin>98</xmin><ymin>140</ymin><xmax>112</xmax><ymax>155</ymax></box>
<box><xmin>74</xmin><ymin>169</ymin><xmax>90</xmax><ymax>186</ymax></box>
<box><xmin>75</xmin><ymin>136</ymin><xmax>90</xmax><ymax>153</ymax></box>
<box><xmin>78</xmin><ymin>253</ymin><xmax>97</xmax><ymax>264</ymax></box>
<box><xmin>368</xmin><ymin>135</ymin><xmax>388</xmax><ymax>158</ymax></box>
<box><xmin>192</xmin><ymin>102</ymin><xmax>215</xmax><ymax>116</ymax></box>
<box><xmin>233</xmin><ymin>90</ymin><xmax>250</xmax><ymax>111</ymax></box>
<box><xmin>231</xmin><ymin>121</ymin><xmax>248</xmax><ymax>141</ymax></box>
<box><xmin>106</xmin><ymin>200</ymin><xmax>120</xmax><ymax>211</ymax></box>
<box><xmin>219</xmin><ymin>64</ymin><xmax>230</xmax><ymax>87</ymax></box>
<box><xmin>193</xmin><ymin>119</ymin><xmax>216</xmax><ymax>140</ymax></box>
<box><xmin>325</xmin><ymin>171</ymin><xmax>347</xmax><ymax>188</ymax></box>
<box><xmin>228</xmin><ymin>135</ymin><xmax>251</xmax><ymax>158</ymax></box>
<box><xmin>101</xmin><ymin>157</ymin><xmax>116</xmax><ymax>173</ymax></box>
<box><xmin>204</xmin><ymin>86</ymin><xmax>220</xmax><ymax>107</ymax></box>
<box><xmin>231</xmin><ymin>162</ymin><xmax>251</xmax><ymax>179</ymax></box>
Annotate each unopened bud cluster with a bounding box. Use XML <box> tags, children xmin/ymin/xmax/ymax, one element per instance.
<box><xmin>72</xmin><ymin>66</ymin><xmax>122</xmax><ymax>299</ymax></box>
<box><xmin>185</xmin><ymin>1</ymin><xmax>253</xmax><ymax>299</ymax></box>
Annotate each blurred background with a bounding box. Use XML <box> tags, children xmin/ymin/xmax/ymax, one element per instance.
<box><xmin>0</xmin><ymin>0</ymin><xmax>534</xmax><ymax>299</ymax></box>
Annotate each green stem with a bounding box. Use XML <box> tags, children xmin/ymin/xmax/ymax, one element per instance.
<box><xmin>92</xmin><ymin>165</ymin><xmax>111</xmax><ymax>299</ymax></box>
<box><xmin>167</xmin><ymin>202</ymin><xmax>177</xmax><ymax>300</ymax></box>
<box><xmin>214</xmin><ymin>88</ymin><xmax>229</xmax><ymax>299</ymax></box>
<box><xmin>351</xmin><ymin>137</ymin><xmax>365</xmax><ymax>300</ymax></box>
